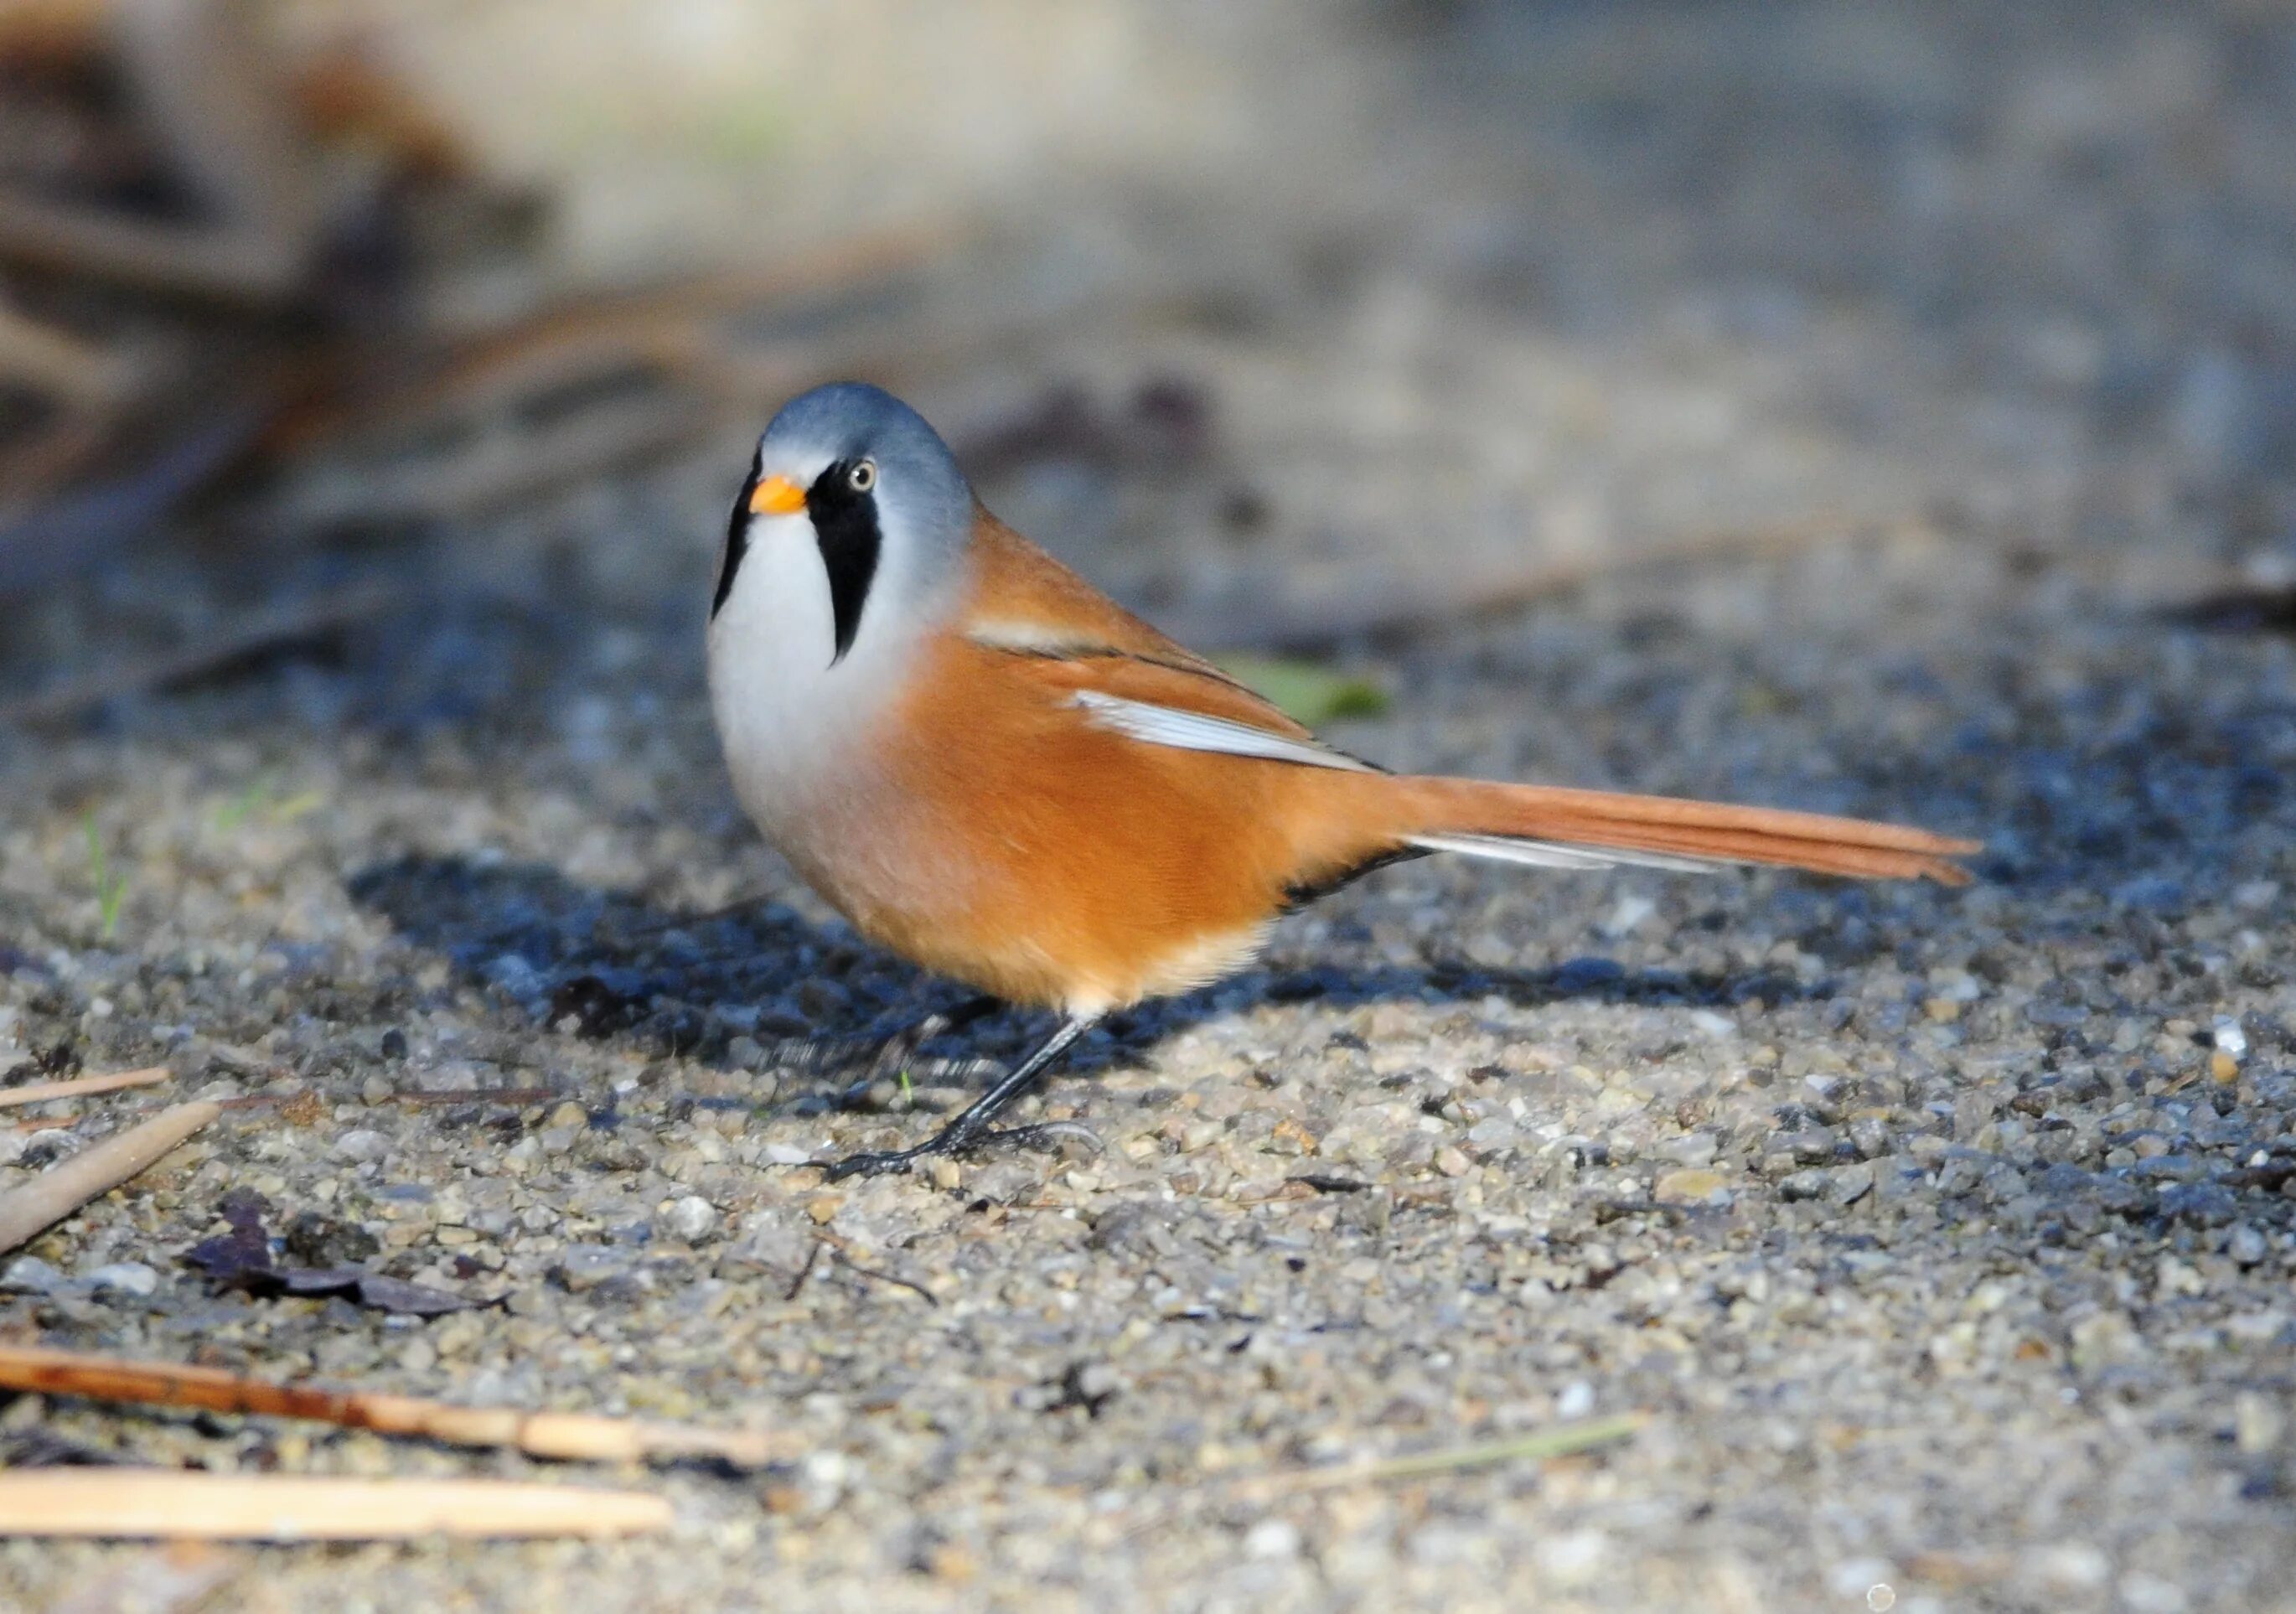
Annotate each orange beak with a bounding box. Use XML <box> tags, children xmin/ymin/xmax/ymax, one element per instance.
<box><xmin>748</xmin><ymin>473</ymin><xmax>807</xmax><ymax>517</ymax></box>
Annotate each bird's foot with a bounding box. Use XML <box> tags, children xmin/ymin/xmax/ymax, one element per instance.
<box><xmin>816</xmin><ymin>1120</ymin><xmax>1103</xmax><ymax>1182</ymax></box>
<box><xmin>815</xmin><ymin>1141</ymin><xmax>935</xmax><ymax>1182</ymax></box>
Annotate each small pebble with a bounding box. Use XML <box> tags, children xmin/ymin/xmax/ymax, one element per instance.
<box><xmin>0</xmin><ymin>1256</ymin><xmax>64</xmax><ymax>1294</ymax></box>
<box><xmin>1828</xmin><ymin>1558</ymin><xmax>1897</xmax><ymax>1601</ymax></box>
<box><xmin>1600</xmin><ymin>894</ymin><xmax>1655</xmax><ymax>938</ymax></box>
<box><xmin>2026</xmin><ymin>1543</ymin><xmax>2112</xmax><ymax>1592</ymax></box>
<box><xmin>1655</xmin><ymin>1168</ymin><xmax>1729</xmax><ymax>1203</ymax></box>
<box><xmin>85</xmin><ymin>1261</ymin><xmax>158</xmax><ymax>1298</ymax></box>
<box><xmin>333</xmin><ymin>1129</ymin><xmax>390</xmax><ymax>1163</ymax></box>
<box><xmin>657</xmin><ymin>1194</ymin><xmax>719</xmax><ymax>1243</ymax></box>
<box><xmin>19</xmin><ymin>1130</ymin><xmax>80</xmax><ymax>1167</ymax></box>
<box><xmin>2213</xmin><ymin>1017</ymin><xmax>2247</xmax><ymax>1059</ymax></box>
<box><xmin>2237</xmin><ymin>1392</ymin><xmax>2287</xmax><ymax>1454</ymax></box>
<box><xmin>1535</xmin><ymin>1528</ymin><xmax>1609</xmax><ymax>1586</ymax></box>
<box><xmin>553</xmin><ymin>1245</ymin><xmax>633</xmax><ymax>1294</ymax></box>
<box><xmin>1244</xmin><ymin>1519</ymin><xmax>1302</xmax><ymax>1560</ymax></box>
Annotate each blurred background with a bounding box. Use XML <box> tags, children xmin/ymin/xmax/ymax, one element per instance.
<box><xmin>3</xmin><ymin>0</ymin><xmax>2292</xmax><ymax>738</ymax></box>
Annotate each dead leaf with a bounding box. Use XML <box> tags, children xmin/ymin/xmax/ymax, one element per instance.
<box><xmin>183</xmin><ymin>1190</ymin><xmax>481</xmax><ymax>1317</ymax></box>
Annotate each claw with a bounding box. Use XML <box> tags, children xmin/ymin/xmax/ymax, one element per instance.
<box><xmin>808</xmin><ymin>1016</ymin><xmax>1098</xmax><ymax>1185</ymax></box>
<box><xmin>990</xmin><ymin>1120</ymin><xmax>1104</xmax><ymax>1157</ymax></box>
<box><xmin>815</xmin><ymin>1118</ymin><xmax>1099</xmax><ymax>1182</ymax></box>
<box><xmin>817</xmin><ymin>1147</ymin><xmax>920</xmax><ymax>1182</ymax></box>
<box><xmin>815</xmin><ymin>1120</ymin><xmax>983</xmax><ymax>1181</ymax></box>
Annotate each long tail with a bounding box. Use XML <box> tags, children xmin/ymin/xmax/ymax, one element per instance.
<box><xmin>1387</xmin><ymin>776</ymin><xmax>1979</xmax><ymax>885</ymax></box>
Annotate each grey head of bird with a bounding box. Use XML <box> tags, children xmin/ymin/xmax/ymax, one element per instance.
<box><xmin>711</xmin><ymin>381</ymin><xmax>975</xmax><ymax>664</ymax></box>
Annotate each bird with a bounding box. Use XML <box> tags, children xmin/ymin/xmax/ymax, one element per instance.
<box><xmin>705</xmin><ymin>382</ymin><xmax>1979</xmax><ymax>1180</ymax></box>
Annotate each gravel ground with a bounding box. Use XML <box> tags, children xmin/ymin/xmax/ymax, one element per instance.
<box><xmin>4</xmin><ymin>4</ymin><xmax>2296</xmax><ymax>1611</ymax></box>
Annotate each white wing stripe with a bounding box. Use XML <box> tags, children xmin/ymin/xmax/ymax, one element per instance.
<box><xmin>1071</xmin><ymin>691</ymin><xmax>1375</xmax><ymax>773</ymax></box>
<box><xmin>1069</xmin><ymin>696</ymin><xmax>1729</xmax><ymax>872</ymax></box>
<box><xmin>1408</xmin><ymin>832</ymin><xmax>1725</xmax><ymax>875</ymax></box>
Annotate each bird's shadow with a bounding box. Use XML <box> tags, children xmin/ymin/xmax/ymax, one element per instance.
<box><xmin>346</xmin><ymin>853</ymin><xmax>1826</xmax><ymax>1108</ymax></box>
<box><xmin>347</xmin><ymin>856</ymin><xmax>2242</xmax><ymax>1252</ymax></box>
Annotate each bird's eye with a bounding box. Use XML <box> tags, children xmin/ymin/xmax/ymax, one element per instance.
<box><xmin>848</xmin><ymin>459</ymin><xmax>877</xmax><ymax>494</ymax></box>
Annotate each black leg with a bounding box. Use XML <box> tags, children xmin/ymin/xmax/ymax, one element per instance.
<box><xmin>820</xmin><ymin>1016</ymin><xmax>1097</xmax><ymax>1181</ymax></box>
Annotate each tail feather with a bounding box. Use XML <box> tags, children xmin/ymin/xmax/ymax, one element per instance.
<box><xmin>1393</xmin><ymin>779</ymin><xmax>1978</xmax><ymax>886</ymax></box>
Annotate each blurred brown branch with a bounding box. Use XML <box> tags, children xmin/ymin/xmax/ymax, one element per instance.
<box><xmin>0</xmin><ymin>0</ymin><xmax>990</xmax><ymax>749</ymax></box>
<box><xmin>0</xmin><ymin>0</ymin><xmax>534</xmax><ymax>594</ymax></box>
<box><xmin>0</xmin><ymin>1341</ymin><xmax>784</xmax><ymax>1468</ymax></box>
<box><xmin>0</xmin><ymin>0</ymin><xmax>978</xmax><ymax>657</ymax></box>
<box><xmin>0</xmin><ymin>1470</ymin><xmax>670</xmax><ymax>1539</ymax></box>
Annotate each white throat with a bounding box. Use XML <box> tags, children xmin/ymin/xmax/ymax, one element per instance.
<box><xmin>706</xmin><ymin>509</ymin><xmax>918</xmax><ymax>839</ymax></box>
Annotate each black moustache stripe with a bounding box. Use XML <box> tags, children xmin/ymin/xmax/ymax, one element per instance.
<box><xmin>711</xmin><ymin>451</ymin><xmax>762</xmax><ymax>620</ymax></box>
<box><xmin>808</xmin><ymin>460</ymin><xmax>882</xmax><ymax>665</ymax></box>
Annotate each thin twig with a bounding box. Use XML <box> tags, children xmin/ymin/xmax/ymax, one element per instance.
<box><xmin>0</xmin><ymin>1342</ymin><xmax>783</xmax><ymax>1469</ymax></box>
<box><xmin>389</xmin><ymin>1085</ymin><xmax>561</xmax><ymax>1109</ymax></box>
<box><xmin>0</xmin><ymin>1066</ymin><xmax>168</xmax><ymax>1110</ymax></box>
<box><xmin>0</xmin><ymin>1101</ymin><xmax>219</xmax><ymax>1253</ymax></box>
<box><xmin>221</xmin><ymin>1085</ymin><xmax>561</xmax><ymax>1114</ymax></box>
<box><xmin>1226</xmin><ymin>1412</ymin><xmax>1649</xmax><ymax>1501</ymax></box>
<box><xmin>784</xmin><ymin>1240</ymin><xmax>825</xmax><ymax>1302</ymax></box>
<box><xmin>1116</xmin><ymin>1413</ymin><xmax>1651</xmax><ymax>1547</ymax></box>
<box><xmin>0</xmin><ymin>1470</ymin><xmax>670</xmax><ymax>1539</ymax></box>
<box><xmin>827</xmin><ymin>1246</ymin><xmax>938</xmax><ymax>1307</ymax></box>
